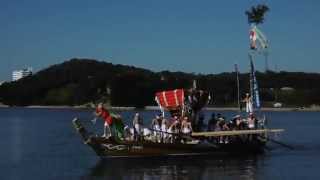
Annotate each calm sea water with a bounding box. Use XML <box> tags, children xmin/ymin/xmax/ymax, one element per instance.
<box><xmin>0</xmin><ymin>107</ymin><xmax>320</xmax><ymax>180</ymax></box>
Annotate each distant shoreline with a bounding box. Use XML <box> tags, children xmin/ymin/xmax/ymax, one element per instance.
<box><xmin>1</xmin><ymin>105</ymin><xmax>320</xmax><ymax>112</ymax></box>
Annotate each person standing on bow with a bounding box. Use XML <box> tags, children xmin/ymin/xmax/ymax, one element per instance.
<box><xmin>243</xmin><ymin>93</ymin><xmax>253</xmax><ymax>113</ymax></box>
<box><xmin>95</xmin><ymin>103</ymin><xmax>113</xmax><ymax>138</ymax></box>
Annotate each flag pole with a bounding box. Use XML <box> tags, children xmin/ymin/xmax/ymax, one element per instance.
<box><xmin>235</xmin><ymin>64</ymin><xmax>241</xmax><ymax>112</ymax></box>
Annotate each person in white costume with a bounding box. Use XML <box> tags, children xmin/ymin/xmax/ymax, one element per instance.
<box><xmin>243</xmin><ymin>93</ymin><xmax>253</xmax><ymax>113</ymax></box>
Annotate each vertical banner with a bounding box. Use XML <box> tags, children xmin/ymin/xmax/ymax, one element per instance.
<box><xmin>249</xmin><ymin>55</ymin><xmax>261</xmax><ymax>110</ymax></box>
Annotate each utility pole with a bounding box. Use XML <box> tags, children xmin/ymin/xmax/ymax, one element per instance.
<box><xmin>264</xmin><ymin>51</ymin><xmax>269</xmax><ymax>72</ymax></box>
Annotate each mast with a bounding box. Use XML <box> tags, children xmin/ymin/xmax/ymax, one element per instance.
<box><xmin>264</xmin><ymin>51</ymin><xmax>269</xmax><ymax>72</ymax></box>
<box><xmin>234</xmin><ymin>64</ymin><xmax>241</xmax><ymax>112</ymax></box>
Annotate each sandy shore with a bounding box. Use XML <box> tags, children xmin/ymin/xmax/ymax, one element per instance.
<box><xmin>146</xmin><ymin>106</ymin><xmax>320</xmax><ymax>112</ymax></box>
<box><xmin>1</xmin><ymin>105</ymin><xmax>320</xmax><ymax>112</ymax></box>
<box><xmin>24</xmin><ymin>105</ymin><xmax>136</xmax><ymax>111</ymax></box>
<box><xmin>0</xmin><ymin>103</ymin><xmax>9</xmax><ymax>108</ymax></box>
<box><xmin>202</xmin><ymin>107</ymin><xmax>320</xmax><ymax>112</ymax></box>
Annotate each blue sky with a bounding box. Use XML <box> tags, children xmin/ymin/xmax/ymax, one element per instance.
<box><xmin>1</xmin><ymin>0</ymin><xmax>319</xmax><ymax>81</ymax></box>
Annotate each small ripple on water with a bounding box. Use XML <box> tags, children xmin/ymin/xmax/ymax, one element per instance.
<box><xmin>2</xmin><ymin>108</ymin><xmax>320</xmax><ymax>179</ymax></box>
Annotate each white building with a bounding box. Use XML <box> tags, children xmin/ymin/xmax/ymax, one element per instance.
<box><xmin>12</xmin><ymin>68</ymin><xmax>33</xmax><ymax>81</ymax></box>
<box><xmin>280</xmin><ymin>87</ymin><xmax>295</xmax><ymax>91</ymax></box>
<box><xmin>273</xmin><ymin>102</ymin><xmax>283</xmax><ymax>108</ymax></box>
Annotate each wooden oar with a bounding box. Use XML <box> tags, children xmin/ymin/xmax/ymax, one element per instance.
<box><xmin>191</xmin><ymin>129</ymin><xmax>285</xmax><ymax>137</ymax></box>
<box><xmin>259</xmin><ymin>135</ymin><xmax>294</xmax><ymax>150</ymax></box>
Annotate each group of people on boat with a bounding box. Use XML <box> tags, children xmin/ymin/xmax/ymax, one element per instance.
<box><xmin>94</xmin><ymin>103</ymin><xmax>195</xmax><ymax>143</ymax></box>
<box><xmin>207</xmin><ymin>112</ymin><xmax>257</xmax><ymax>132</ymax></box>
<box><xmin>206</xmin><ymin>112</ymin><xmax>259</xmax><ymax>143</ymax></box>
<box><xmin>93</xmin><ymin>90</ymin><xmax>260</xmax><ymax>144</ymax></box>
<box><xmin>130</xmin><ymin>112</ymin><xmax>193</xmax><ymax>143</ymax></box>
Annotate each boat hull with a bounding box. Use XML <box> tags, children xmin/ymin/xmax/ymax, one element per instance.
<box><xmin>73</xmin><ymin>119</ymin><xmax>266</xmax><ymax>158</ymax></box>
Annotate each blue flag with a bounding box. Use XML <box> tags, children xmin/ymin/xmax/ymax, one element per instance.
<box><xmin>249</xmin><ymin>57</ymin><xmax>261</xmax><ymax>109</ymax></box>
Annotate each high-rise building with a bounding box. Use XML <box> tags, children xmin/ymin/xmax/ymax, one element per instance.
<box><xmin>12</xmin><ymin>67</ymin><xmax>33</xmax><ymax>81</ymax></box>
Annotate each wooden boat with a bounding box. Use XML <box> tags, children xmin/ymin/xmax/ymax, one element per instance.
<box><xmin>73</xmin><ymin>78</ymin><xmax>285</xmax><ymax>157</ymax></box>
<box><xmin>72</xmin><ymin>118</ymin><xmax>284</xmax><ymax>157</ymax></box>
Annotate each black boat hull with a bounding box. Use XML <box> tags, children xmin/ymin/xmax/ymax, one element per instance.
<box><xmin>73</xmin><ymin>119</ymin><xmax>266</xmax><ymax>158</ymax></box>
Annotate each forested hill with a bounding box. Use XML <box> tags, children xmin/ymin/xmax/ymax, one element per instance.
<box><xmin>0</xmin><ymin>58</ymin><xmax>320</xmax><ymax>107</ymax></box>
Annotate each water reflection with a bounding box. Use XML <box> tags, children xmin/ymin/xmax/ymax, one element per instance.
<box><xmin>84</xmin><ymin>155</ymin><xmax>263</xmax><ymax>180</ymax></box>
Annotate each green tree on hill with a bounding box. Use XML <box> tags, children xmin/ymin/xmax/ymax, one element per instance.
<box><xmin>0</xmin><ymin>58</ymin><xmax>320</xmax><ymax>107</ymax></box>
